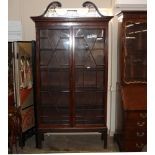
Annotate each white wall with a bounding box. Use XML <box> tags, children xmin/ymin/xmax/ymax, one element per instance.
<box><xmin>115</xmin><ymin>0</ymin><xmax>147</xmax><ymax>7</ymax></box>
<box><xmin>8</xmin><ymin>0</ymin><xmax>112</xmax><ymax>40</ymax></box>
<box><xmin>114</xmin><ymin>0</ymin><xmax>147</xmax><ymax>14</ymax></box>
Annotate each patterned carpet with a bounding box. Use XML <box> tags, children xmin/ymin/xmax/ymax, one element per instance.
<box><xmin>15</xmin><ymin>133</ymin><xmax>119</xmax><ymax>154</ymax></box>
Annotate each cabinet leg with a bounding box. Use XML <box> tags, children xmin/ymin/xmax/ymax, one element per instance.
<box><xmin>101</xmin><ymin>132</ymin><xmax>104</xmax><ymax>140</ymax></box>
<box><xmin>36</xmin><ymin>132</ymin><xmax>42</xmax><ymax>149</ymax></box>
<box><xmin>19</xmin><ymin>134</ymin><xmax>25</xmax><ymax>148</ymax></box>
<box><xmin>41</xmin><ymin>133</ymin><xmax>44</xmax><ymax>141</ymax></box>
<box><xmin>101</xmin><ymin>131</ymin><xmax>107</xmax><ymax>148</ymax></box>
<box><xmin>104</xmin><ymin>133</ymin><xmax>107</xmax><ymax>148</ymax></box>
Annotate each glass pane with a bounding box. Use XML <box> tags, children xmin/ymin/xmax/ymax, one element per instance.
<box><xmin>40</xmin><ymin>92</ymin><xmax>70</xmax><ymax>125</ymax></box>
<box><xmin>74</xmin><ymin>29</ymin><xmax>105</xmax><ymax>67</ymax></box>
<box><xmin>40</xmin><ymin>29</ymin><xmax>69</xmax><ymax>49</ymax></box>
<box><xmin>40</xmin><ymin>38</ymin><xmax>51</xmax><ymax>49</ymax></box>
<box><xmin>40</xmin><ymin>68</ymin><xmax>48</xmax><ymax>90</ymax></box>
<box><xmin>75</xmin><ymin>69</ymin><xmax>96</xmax><ymax>89</ymax></box>
<box><xmin>74</xmin><ymin>28</ymin><xmax>105</xmax><ymax>90</ymax></box>
<box><xmin>40</xmin><ymin>29</ymin><xmax>70</xmax><ymax>91</ymax></box>
<box><xmin>124</xmin><ymin>22</ymin><xmax>147</xmax><ymax>83</ymax></box>
<box><xmin>48</xmin><ymin>70</ymin><xmax>69</xmax><ymax>90</ymax></box>
<box><xmin>74</xmin><ymin>28</ymin><xmax>105</xmax><ymax>125</ymax></box>
<box><xmin>75</xmin><ymin>92</ymin><xmax>105</xmax><ymax>125</ymax></box>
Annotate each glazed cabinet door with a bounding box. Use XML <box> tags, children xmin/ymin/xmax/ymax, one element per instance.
<box><xmin>123</xmin><ymin>21</ymin><xmax>147</xmax><ymax>83</ymax></box>
<box><xmin>39</xmin><ymin>28</ymin><xmax>71</xmax><ymax>127</ymax></box>
<box><xmin>37</xmin><ymin>26</ymin><xmax>107</xmax><ymax>128</ymax></box>
<box><xmin>73</xmin><ymin>27</ymin><xmax>106</xmax><ymax>126</ymax></box>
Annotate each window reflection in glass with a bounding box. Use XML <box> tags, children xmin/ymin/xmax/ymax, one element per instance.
<box><xmin>124</xmin><ymin>22</ymin><xmax>147</xmax><ymax>83</ymax></box>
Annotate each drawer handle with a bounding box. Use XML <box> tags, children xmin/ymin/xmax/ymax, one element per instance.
<box><xmin>136</xmin><ymin>143</ymin><xmax>144</xmax><ymax>148</ymax></box>
<box><xmin>140</xmin><ymin>113</ymin><xmax>147</xmax><ymax>118</ymax></box>
<box><xmin>136</xmin><ymin>132</ymin><xmax>145</xmax><ymax>137</ymax></box>
<box><xmin>9</xmin><ymin>113</ymin><xmax>13</xmax><ymax>117</ymax></box>
<box><xmin>137</xmin><ymin>121</ymin><xmax>145</xmax><ymax>127</ymax></box>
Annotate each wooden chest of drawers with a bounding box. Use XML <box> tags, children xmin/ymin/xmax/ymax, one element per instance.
<box><xmin>114</xmin><ymin>11</ymin><xmax>147</xmax><ymax>152</ymax></box>
<box><xmin>114</xmin><ymin>85</ymin><xmax>147</xmax><ymax>152</ymax></box>
<box><xmin>121</xmin><ymin>110</ymin><xmax>147</xmax><ymax>151</ymax></box>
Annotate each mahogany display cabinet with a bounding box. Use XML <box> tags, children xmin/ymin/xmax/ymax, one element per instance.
<box><xmin>31</xmin><ymin>1</ymin><xmax>113</xmax><ymax>148</ymax></box>
<box><xmin>114</xmin><ymin>11</ymin><xmax>147</xmax><ymax>152</ymax></box>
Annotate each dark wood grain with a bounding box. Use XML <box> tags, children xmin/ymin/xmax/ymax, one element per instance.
<box><xmin>114</xmin><ymin>11</ymin><xmax>147</xmax><ymax>152</ymax></box>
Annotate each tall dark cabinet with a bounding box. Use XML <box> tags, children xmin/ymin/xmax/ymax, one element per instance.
<box><xmin>31</xmin><ymin>1</ymin><xmax>113</xmax><ymax>148</ymax></box>
<box><xmin>114</xmin><ymin>11</ymin><xmax>147</xmax><ymax>152</ymax></box>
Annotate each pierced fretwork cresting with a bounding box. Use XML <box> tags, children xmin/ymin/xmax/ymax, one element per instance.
<box><xmin>39</xmin><ymin>1</ymin><xmax>62</xmax><ymax>17</ymax></box>
<box><xmin>82</xmin><ymin>1</ymin><xmax>104</xmax><ymax>17</ymax></box>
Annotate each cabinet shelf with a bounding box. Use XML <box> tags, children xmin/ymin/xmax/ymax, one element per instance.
<box><xmin>75</xmin><ymin>87</ymin><xmax>104</xmax><ymax>92</ymax></box>
<box><xmin>40</xmin><ymin>67</ymin><xmax>70</xmax><ymax>71</ymax></box>
<box><xmin>40</xmin><ymin>48</ymin><xmax>69</xmax><ymax>51</ymax></box>
<box><xmin>40</xmin><ymin>90</ymin><xmax>70</xmax><ymax>93</ymax></box>
<box><xmin>40</xmin><ymin>36</ymin><xmax>69</xmax><ymax>39</ymax></box>
<box><xmin>40</xmin><ymin>66</ymin><xmax>104</xmax><ymax>71</ymax></box>
<box><xmin>76</xmin><ymin>106</ymin><xmax>103</xmax><ymax>110</ymax></box>
<box><xmin>40</xmin><ymin>87</ymin><xmax>70</xmax><ymax>92</ymax></box>
<box><xmin>75</xmin><ymin>67</ymin><xmax>104</xmax><ymax>71</ymax></box>
<box><xmin>40</xmin><ymin>87</ymin><xmax>104</xmax><ymax>92</ymax></box>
